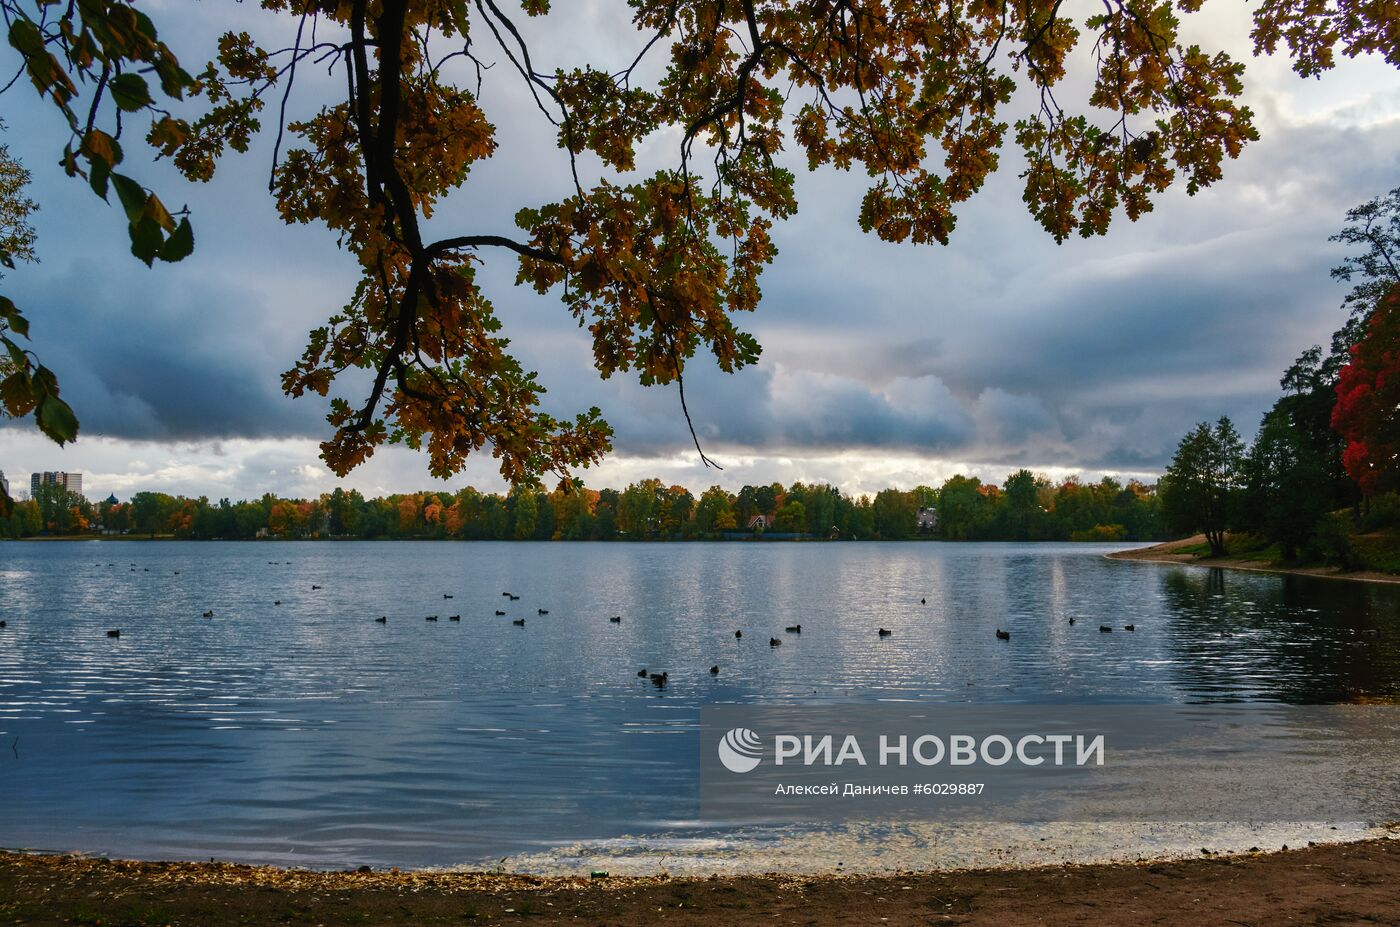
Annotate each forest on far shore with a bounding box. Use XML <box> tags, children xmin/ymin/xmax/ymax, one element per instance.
<box><xmin>2</xmin><ymin>470</ymin><xmax>1162</xmax><ymax>543</ymax></box>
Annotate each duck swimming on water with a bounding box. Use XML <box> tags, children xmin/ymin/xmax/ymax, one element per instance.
<box><xmin>995</xmin><ymin>629</ymin><xmax>1011</xmax><ymax>641</ymax></box>
<box><xmin>785</xmin><ymin>624</ymin><xmax>801</xmax><ymax>634</ymax></box>
<box><xmin>878</xmin><ymin>628</ymin><xmax>892</xmax><ymax>637</ymax></box>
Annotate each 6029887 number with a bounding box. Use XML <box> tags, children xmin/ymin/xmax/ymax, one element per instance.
<box><xmin>913</xmin><ymin>783</ymin><xmax>985</xmax><ymax>796</ymax></box>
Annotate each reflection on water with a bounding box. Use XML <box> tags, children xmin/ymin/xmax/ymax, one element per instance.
<box><xmin>1</xmin><ymin>540</ymin><xmax>1398</xmax><ymax>870</ymax></box>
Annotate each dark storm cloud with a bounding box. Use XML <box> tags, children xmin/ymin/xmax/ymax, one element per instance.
<box><xmin>6</xmin><ymin>258</ymin><xmax>329</xmax><ymax>441</ymax></box>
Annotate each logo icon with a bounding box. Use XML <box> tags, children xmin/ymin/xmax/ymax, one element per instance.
<box><xmin>717</xmin><ymin>727</ymin><xmax>764</xmax><ymax>773</ymax></box>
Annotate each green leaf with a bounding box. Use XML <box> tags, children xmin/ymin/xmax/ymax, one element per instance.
<box><xmin>0</xmin><ymin>296</ymin><xmax>28</xmax><ymax>337</ymax></box>
<box><xmin>8</xmin><ymin>18</ymin><xmax>43</xmax><ymax>57</ymax></box>
<box><xmin>128</xmin><ymin>216</ymin><xmax>162</xmax><ymax>266</ymax></box>
<box><xmin>89</xmin><ymin>157</ymin><xmax>111</xmax><ymax>199</ymax></box>
<box><xmin>111</xmin><ymin>173</ymin><xmax>146</xmax><ymax>222</ymax></box>
<box><xmin>35</xmin><ymin>392</ymin><xmax>79</xmax><ymax>445</ymax></box>
<box><xmin>110</xmin><ymin>72</ymin><xmax>152</xmax><ymax>111</ymax></box>
<box><xmin>158</xmin><ymin>217</ymin><xmax>194</xmax><ymax>262</ymax></box>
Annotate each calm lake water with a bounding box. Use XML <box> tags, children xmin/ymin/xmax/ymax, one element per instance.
<box><xmin>2</xmin><ymin>540</ymin><xmax>1399</xmax><ymax>871</ymax></box>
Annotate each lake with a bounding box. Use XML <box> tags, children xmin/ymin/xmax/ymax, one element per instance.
<box><xmin>2</xmin><ymin>540</ymin><xmax>1399</xmax><ymax>872</ymax></box>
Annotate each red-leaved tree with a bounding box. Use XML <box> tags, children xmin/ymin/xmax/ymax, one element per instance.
<box><xmin>1333</xmin><ymin>286</ymin><xmax>1400</xmax><ymax>497</ymax></box>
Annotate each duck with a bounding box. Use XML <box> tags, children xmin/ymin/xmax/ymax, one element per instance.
<box><xmin>443</xmin><ymin>594</ymin><xmax>454</xmax><ymax>599</ymax></box>
<box><xmin>449</xmin><ymin>615</ymin><xmax>461</xmax><ymax>621</ymax></box>
<box><xmin>785</xmin><ymin>624</ymin><xmax>801</xmax><ymax>634</ymax></box>
<box><xmin>107</xmin><ymin>629</ymin><xmax>121</xmax><ymax>638</ymax></box>
<box><xmin>173</xmin><ymin>571</ymin><xmax>180</xmax><ymax>575</ymax></box>
<box><xmin>538</xmin><ymin>609</ymin><xmax>549</xmax><ymax>615</ymax></box>
<box><xmin>274</xmin><ymin>600</ymin><xmax>282</xmax><ymax>606</ymax></box>
<box><xmin>735</xmin><ymin>630</ymin><xmax>742</xmax><ymax>639</ymax></box>
<box><xmin>649</xmin><ymin>672</ymin><xmax>668</xmax><ymax>687</ymax></box>
<box><xmin>501</xmin><ymin>592</ymin><xmax>512</xmax><ymax>597</ymax></box>
<box><xmin>609</xmin><ymin>616</ymin><xmax>621</xmax><ymax>623</ymax></box>
<box><xmin>495</xmin><ymin>610</ymin><xmax>507</xmax><ymax>616</ymax></box>
<box><xmin>375</xmin><ymin>616</ymin><xmax>387</xmax><ymax>623</ymax></box>
<box><xmin>1123</xmin><ymin>624</ymin><xmax>1136</xmax><ymax>632</ymax></box>
<box><xmin>512</xmin><ymin>618</ymin><xmax>525</xmax><ymax>626</ymax></box>
<box><xmin>202</xmin><ymin>610</ymin><xmax>215</xmax><ymax>618</ymax></box>
<box><xmin>995</xmin><ymin>629</ymin><xmax>1010</xmax><ymax>641</ymax></box>
<box><xmin>1099</xmin><ymin>625</ymin><xmax>1113</xmax><ymax>633</ymax></box>
<box><xmin>920</xmin><ymin>597</ymin><xmax>926</xmax><ymax>605</ymax></box>
<box><xmin>509</xmin><ymin>594</ymin><xmax>520</xmax><ymax>601</ymax></box>
<box><xmin>311</xmin><ymin>584</ymin><xmax>322</xmax><ymax>590</ymax></box>
<box><xmin>769</xmin><ymin>637</ymin><xmax>782</xmax><ymax>646</ymax></box>
<box><xmin>0</xmin><ymin>620</ymin><xmax>7</xmax><ymax>628</ymax></box>
<box><xmin>637</xmin><ymin>668</ymin><xmax>647</xmax><ymax>677</ymax></box>
<box><xmin>878</xmin><ymin>628</ymin><xmax>892</xmax><ymax>637</ymax></box>
<box><xmin>710</xmin><ymin>665</ymin><xmax>719</xmax><ymax>675</ymax></box>
<box><xmin>425</xmin><ymin>615</ymin><xmax>439</xmax><ymax>621</ymax></box>
<box><xmin>1068</xmin><ymin>617</ymin><xmax>1076</xmax><ymax>625</ymax></box>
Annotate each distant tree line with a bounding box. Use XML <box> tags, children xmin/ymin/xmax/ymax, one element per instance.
<box><xmin>1160</xmin><ymin>187</ymin><xmax>1400</xmax><ymax>567</ymax></box>
<box><xmin>0</xmin><ymin>471</ymin><xmax>1163</xmax><ymax>543</ymax></box>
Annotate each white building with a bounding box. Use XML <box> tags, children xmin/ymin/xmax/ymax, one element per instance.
<box><xmin>31</xmin><ymin>471</ymin><xmax>83</xmax><ymax>498</ymax></box>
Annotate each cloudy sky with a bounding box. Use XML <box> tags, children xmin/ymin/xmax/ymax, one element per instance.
<box><xmin>1</xmin><ymin>2</ymin><xmax>1397</xmax><ymax>502</ymax></box>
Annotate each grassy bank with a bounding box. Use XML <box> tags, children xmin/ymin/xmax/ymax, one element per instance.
<box><xmin>1108</xmin><ymin>531</ymin><xmax>1400</xmax><ymax>584</ymax></box>
<box><xmin>3</xmin><ymin>839</ymin><xmax>1398</xmax><ymax>926</ymax></box>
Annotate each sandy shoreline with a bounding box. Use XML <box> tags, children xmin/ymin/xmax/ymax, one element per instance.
<box><xmin>4</xmin><ymin>838</ymin><xmax>1399</xmax><ymax>925</ymax></box>
<box><xmin>1107</xmin><ymin>535</ymin><xmax>1400</xmax><ymax>585</ymax></box>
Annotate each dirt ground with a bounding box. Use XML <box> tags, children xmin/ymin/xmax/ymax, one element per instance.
<box><xmin>3</xmin><ymin>838</ymin><xmax>1400</xmax><ymax>926</ymax></box>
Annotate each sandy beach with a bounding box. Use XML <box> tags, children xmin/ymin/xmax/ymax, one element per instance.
<box><xmin>2</xmin><ymin>838</ymin><xmax>1398</xmax><ymax>926</ymax></box>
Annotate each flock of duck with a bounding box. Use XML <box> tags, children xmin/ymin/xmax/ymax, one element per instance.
<box><xmin>68</xmin><ymin>567</ymin><xmax>1161</xmax><ymax>684</ymax></box>
<box><xmin>12</xmin><ymin>559</ymin><xmax>1389</xmax><ymax>670</ymax></box>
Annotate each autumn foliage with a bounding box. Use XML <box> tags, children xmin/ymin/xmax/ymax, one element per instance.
<box><xmin>1332</xmin><ymin>287</ymin><xmax>1400</xmax><ymax>498</ymax></box>
<box><xmin>2</xmin><ymin>0</ymin><xmax>1397</xmax><ymax>489</ymax></box>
